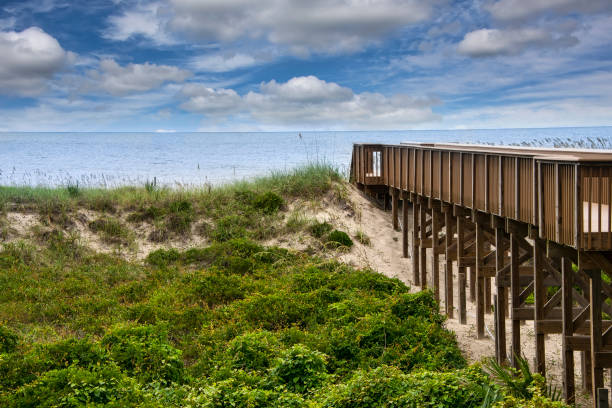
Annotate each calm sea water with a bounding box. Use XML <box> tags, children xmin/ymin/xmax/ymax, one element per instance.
<box><xmin>1</xmin><ymin>127</ymin><xmax>611</xmax><ymax>187</ymax></box>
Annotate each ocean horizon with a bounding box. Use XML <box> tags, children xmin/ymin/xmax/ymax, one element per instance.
<box><xmin>1</xmin><ymin>126</ymin><xmax>611</xmax><ymax>188</ymax></box>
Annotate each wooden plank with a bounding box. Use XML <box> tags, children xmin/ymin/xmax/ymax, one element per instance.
<box><xmin>412</xmin><ymin>199</ymin><xmax>420</xmax><ymax>286</ymax></box>
<box><xmin>590</xmin><ymin>267</ymin><xmax>604</xmax><ymax>403</ymax></box>
<box><xmin>445</xmin><ymin>210</ymin><xmax>454</xmax><ymax>318</ymax></box>
<box><xmin>562</xmin><ymin>256</ymin><xmax>576</xmax><ymax>404</ymax></box>
<box><xmin>534</xmin><ymin>238</ymin><xmax>546</xmax><ymax>375</ymax></box>
<box><xmin>476</xmin><ymin>221</ymin><xmax>485</xmax><ymax>339</ymax></box>
<box><xmin>458</xmin><ymin>215</ymin><xmax>466</xmax><ymax>324</ymax></box>
<box><xmin>496</xmin><ymin>227</ymin><xmax>507</xmax><ymax>363</ymax></box>
<box><xmin>510</xmin><ymin>233</ymin><xmax>521</xmax><ymax>367</ymax></box>
<box><xmin>536</xmin><ymin>320</ymin><xmax>562</xmax><ymax>334</ymax></box>
<box><xmin>392</xmin><ymin>189</ymin><xmax>399</xmax><ymax>230</ymax></box>
<box><xmin>402</xmin><ymin>197</ymin><xmax>409</xmax><ymax>258</ymax></box>
<box><xmin>432</xmin><ymin>207</ymin><xmax>440</xmax><ymax>301</ymax></box>
<box><xmin>420</xmin><ymin>203</ymin><xmax>427</xmax><ymax>289</ymax></box>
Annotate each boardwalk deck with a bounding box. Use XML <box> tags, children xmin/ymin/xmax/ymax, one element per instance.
<box><xmin>351</xmin><ymin>142</ymin><xmax>612</xmax><ymax>407</ymax></box>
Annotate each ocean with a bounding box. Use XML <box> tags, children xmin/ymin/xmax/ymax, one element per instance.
<box><xmin>1</xmin><ymin>127</ymin><xmax>611</xmax><ymax>187</ymax></box>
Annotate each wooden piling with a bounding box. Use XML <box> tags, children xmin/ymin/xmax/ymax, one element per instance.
<box><xmin>495</xmin><ymin>226</ymin><xmax>507</xmax><ymax>364</ymax></box>
<box><xmin>476</xmin><ymin>221</ymin><xmax>485</xmax><ymax>339</ymax></box>
<box><xmin>445</xmin><ymin>208</ymin><xmax>454</xmax><ymax>318</ymax></box>
<box><xmin>562</xmin><ymin>256</ymin><xmax>575</xmax><ymax>404</ymax></box>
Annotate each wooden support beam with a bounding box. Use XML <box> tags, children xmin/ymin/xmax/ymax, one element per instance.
<box><xmin>476</xmin><ymin>221</ymin><xmax>485</xmax><ymax>339</ymax></box>
<box><xmin>495</xmin><ymin>227</ymin><xmax>507</xmax><ymax>364</ymax></box>
<box><xmin>562</xmin><ymin>256</ymin><xmax>575</xmax><ymax>404</ymax></box>
<box><xmin>432</xmin><ymin>207</ymin><xmax>441</xmax><ymax>301</ymax></box>
<box><xmin>402</xmin><ymin>197</ymin><xmax>409</xmax><ymax>258</ymax></box>
<box><xmin>534</xmin><ymin>238</ymin><xmax>546</xmax><ymax>375</ymax></box>
<box><xmin>412</xmin><ymin>199</ymin><xmax>420</xmax><ymax>286</ymax></box>
<box><xmin>445</xmin><ymin>210</ymin><xmax>454</xmax><ymax>318</ymax></box>
<box><xmin>420</xmin><ymin>203</ymin><xmax>427</xmax><ymax>289</ymax></box>
<box><xmin>583</xmin><ymin>351</ymin><xmax>593</xmax><ymax>392</ymax></box>
<box><xmin>590</xmin><ymin>268</ymin><xmax>604</xmax><ymax>405</ymax></box>
<box><xmin>391</xmin><ymin>188</ymin><xmax>399</xmax><ymax>231</ymax></box>
<box><xmin>458</xmin><ymin>215</ymin><xmax>467</xmax><ymax>324</ymax></box>
<box><xmin>511</xmin><ymin>233</ymin><xmax>521</xmax><ymax>368</ymax></box>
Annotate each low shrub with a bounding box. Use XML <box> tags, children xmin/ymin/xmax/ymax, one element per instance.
<box><xmin>327</xmin><ymin>230</ymin><xmax>353</xmax><ymax>248</ymax></box>
<box><xmin>0</xmin><ymin>325</ymin><xmax>18</xmax><ymax>353</ymax></box>
<box><xmin>146</xmin><ymin>248</ymin><xmax>180</xmax><ymax>268</ymax></box>
<box><xmin>101</xmin><ymin>324</ymin><xmax>184</xmax><ymax>384</ymax></box>
<box><xmin>10</xmin><ymin>364</ymin><xmax>136</xmax><ymax>408</ymax></box>
<box><xmin>227</xmin><ymin>331</ymin><xmax>280</xmax><ymax>371</ymax></box>
<box><xmin>309</xmin><ymin>221</ymin><xmax>333</xmax><ymax>238</ymax></box>
<box><xmin>252</xmin><ymin>192</ymin><xmax>284</xmax><ymax>214</ymax></box>
<box><xmin>270</xmin><ymin>344</ymin><xmax>328</xmax><ymax>393</ymax></box>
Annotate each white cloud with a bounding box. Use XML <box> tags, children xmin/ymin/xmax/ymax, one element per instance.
<box><xmin>486</xmin><ymin>0</ymin><xmax>612</xmax><ymax>22</ymax></box>
<box><xmin>180</xmin><ymin>75</ymin><xmax>440</xmax><ymax>129</ymax></box>
<box><xmin>104</xmin><ymin>2</ymin><xmax>175</xmax><ymax>45</ymax></box>
<box><xmin>88</xmin><ymin>59</ymin><xmax>191</xmax><ymax>95</ymax></box>
<box><xmin>109</xmin><ymin>0</ymin><xmax>435</xmax><ymax>54</ymax></box>
<box><xmin>189</xmin><ymin>53</ymin><xmax>260</xmax><ymax>73</ymax></box>
<box><xmin>180</xmin><ymin>83</ymin><xmax>243</xmax><ymax>114</ymax></box>
<box><xmin>457</xmin><ymin>28</ymin><xmax>576</xmax><ymax>57</ymax></box>
<box><xmin>0</xmin><ymin>26</ymin><xmax>74</xmax><ymax>96</ymax></box>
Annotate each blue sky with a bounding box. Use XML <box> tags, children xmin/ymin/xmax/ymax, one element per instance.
<box><xmin>1</xmin><ymin>0</ymin><xmax>611</xmax><ymax>132</ymax></box>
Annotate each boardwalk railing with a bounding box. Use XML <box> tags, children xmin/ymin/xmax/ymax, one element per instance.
<box><xmin>351</xmin><ymin>142</ymin><xmax>612</xmax><ymax>407</ymax></box>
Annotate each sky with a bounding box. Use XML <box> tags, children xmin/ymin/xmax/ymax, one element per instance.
<box><xmin>0</xmin><ymin>0</ymin><xmax>611</xmax><ymax>132</ymax></box>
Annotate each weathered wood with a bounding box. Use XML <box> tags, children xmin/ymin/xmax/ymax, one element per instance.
<box><xmin>458</xmin><ymin>215</ymin><xmax>467</xmax><ymax>324</ymax></box>
<box><xmin>511</xmin><ymin>233</ymin><xmax>521</xmax><ymax>368</ymax></box>
<box><xmin>562</xmin><ymin>256</ymin><xmax>575</xmax><ymax>404</ymax></box>
<box><xmin>391</xmin><ymin>189</ymin><xmax>399</xmax><ymax>230</ymax></box>
<box><xmin>402</xmin><ymin>197</ymin><xmax>409</xmax><ymax>258</ymax></box>
<box><xmin>445</xmin><ymin>210</ymin><xmax>454</xmax><ymax>318</ymax></box>
<box><xmin>476</xmin><ymin>221</ymin><xmax>485</xmax><ymax>339</ymax></box>
<box><xmin>420</xmin><ymin>203</ymin><xmax>427</xmax><ymax>288</ymax></box>
<box><xmin>432</xmin><ymin>207</ymin><xmax>441</xmax><ymax>301</ymax></box>
<box><xmin>495</xmin><ymin>227</ymin><xmax>507</xmax><ymax>364</ymax></box>
<box><xmin>534</xmin><ymin>238</ymin><xmax>546</xmax><ymax>375</ymax></box>
<box><xmin>412</xmin><ymin>199</ymin><xmax>420</xmax><ymax>286</ymax></box>
<box><xmin>591</xmin><ymin>268</ymin><xmax>604</xmax><ymax>405</ymax></box>
<box><xmin>353</xmin><ymin>142</ymin><xmax>612</xmax><ymax>403</ymax></box>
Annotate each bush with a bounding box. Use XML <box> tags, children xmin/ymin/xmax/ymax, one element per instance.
<box><xmin>391</xmin><ymin>291</ymin><xmax>444</xmax><ymax>324</ymax></box>
<box><xmin>42</xmin><ymin>338</ymin><xmax>108</xmax><ymax>369</ymax></box>
<box><xmin>146</xmin><ymin>248</ymin><xmax>180</xmax><ymax>268</ymax></box>
<box><xmin>0</xmin><ymin>325</ymin><xmax>18</xmax><ymax>353</ymax></box>
<box><xmin>327</xmin><ymin>230</ymin><xmax>353</xmax><ymax>247</ymax></box>
<box><xmin>191</xmin><ymin>272</ymin><xmax>246</xmax><ymax>307</ymax></box>
<box><xmin>270</xmin><ymin>344</ymin><xmax>328</xmax><ymax>393</ymax></box>
<box><xmin>227</xmin><ymin>331</ymin><xmax>280</xmax><ymax>371</ymax></box>
<box><xmin>320</xmin><ymin>365</ymin><xmax>488</xmax><ymax>408</ymax></box>
<box><xmin>309</xmin><ymin>221</ymin><xmax>333</xmax><ymax>238</ymax></box>
<box><xmin>10</xmin><ymin>364</ymin><xmax>136</xmax><ymax>408</ymax></box>
<box><xmin>101</xmin><ymin>324</ymin><xmax>183</xmax><ymax>384</ymax></box>
<box><xmin>252</xmin><ymin>192</ymin><xmax>284</xmax><ymax>214</ymax></box>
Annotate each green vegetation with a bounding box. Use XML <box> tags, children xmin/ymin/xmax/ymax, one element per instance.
<box><xmin>327</xmin><ymin>230</ymin><xmax>353</xmax><ymax>248</ymax></box>
<box><xmin>0</xmin><ymin>164</ymin><xmax>566</xmax><ymax>407</ymax></box>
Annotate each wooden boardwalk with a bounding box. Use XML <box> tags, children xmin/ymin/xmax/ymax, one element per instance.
<box><xmin>351</xmin><ymin>142</ymin><xmax>612</xmax><ymax>406</ymax></box>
